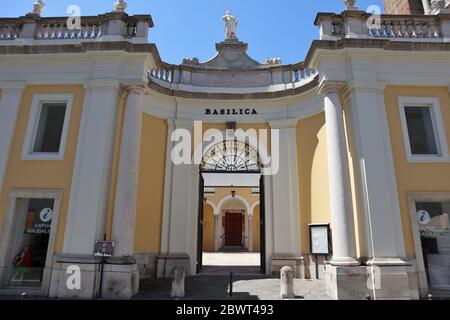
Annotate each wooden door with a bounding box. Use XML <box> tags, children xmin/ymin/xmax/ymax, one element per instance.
<box><xmin>225</xmin><ymin>211</ymin><xmax>243</xmax><ymax>247</ymax></box>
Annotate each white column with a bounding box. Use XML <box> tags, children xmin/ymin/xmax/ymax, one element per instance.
<box><xmin>63</xmin><ymin>80</ymin><xmax>121</xmax><ymax>255</ymax></box>
<box><xmin>268</xmin><ymin>120</ymin><xmax>301</xmax><ymax>256</ymax></box>
<box><xmin>0</xmin><ymin>82</ymin><xmax>25</xmax><ymax>196</ymax></box>
<box><xmin>248</xmin><ymin>215</ymin><xmax>254</xmax><ymax>252</ymax></box>
<box><xmin>214</xmin><ymin>214</ymin><xmax>221</xmax><ymax>252</ymax></box>
<box><xmin>345</xmin><ymin>83</ymin><xmax>407</xmax><ymax>264</ymax></box>
<box><xmin>318</xmin><ymin>81</ymin><xmax>359</xmax><ymax>267</ymax></box>
<box><xmin>111</xmin><ymin>84</ymin><xmax>145</xmax><ymax>258</ymax></box>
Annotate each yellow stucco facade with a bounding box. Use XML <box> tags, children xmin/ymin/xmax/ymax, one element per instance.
<box><xmin>385</xmin><ymin>86</ymin><xmax>450</xmax><ymax>256</ymax></box>
<box><xmin>0</xmin><ymin>85</ymin><xmax>85</xmax><ymax>253</ymax></box>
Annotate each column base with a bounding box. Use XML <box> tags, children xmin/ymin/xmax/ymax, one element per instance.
<box><xmin>325</xmin><ymin>262</ymin><xmax>419</xmax><ymax>300</ymax></box>
<box><xmin>330</xmin><ymin>256</ymin><xmax>360</xmax><ymax>267</ymax></box>
<box><xmin>101</xmin><ymin>259</ymin><xmax>139</xmax><ymax>300</ymax></box>
<box><xmin>49</xmin><ymin>254</ymin><xmax>103</xmax><ymax>299</ymax></box>
<box><xmin>270</xmin><ymin>254</ymin><xmax>305</xmax><ymax>278</ymax></box>
<box><xmin>367</xmin><ymin>259</ymin><xmax>418</xmax><ymax>300</ymax></box>
<box><xmin>156</xmin><ymin>253</ymin><xmax>191</xmax><ymax>278</ymax></box>
<box><xmin>325</xmin><ymin>264</ymin><xmax>369</xmax><ymax>300</ymax></box>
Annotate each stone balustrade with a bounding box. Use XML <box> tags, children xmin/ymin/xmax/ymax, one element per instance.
<box><xmin>35</xmin><ymin>17</ymin><xmax>104</xmax><ymax>40</ymax></box>
<box><xmin>148</xmin><ymin>61</ymin><xmax>317</xmax><ymax>87</ymax></box>
<box><xmin>288</xmin><ymin>62</ymin><xmax>317</xmax><ymax>83</ymax></box>
<box><xmin>0</xmin><ymin>20</ymin><xmax>20</xmax><ymax>40</ymax></box>
<box><xmin>316</xmin><ymin>11</ymin><xmax>450</xmax><ymax>40</ymax></box>
<box><xmin>0</xmin><ymin>12</ymin><xmax>152</xmax><ymax>43</ymax></box>
<box><xmin>149</xmin><ymin>63</ymin><xmax>174</xmax><ymax>83</ymax></box>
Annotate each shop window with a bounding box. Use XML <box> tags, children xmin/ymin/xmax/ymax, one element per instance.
<box><xmin>8</xmin><ymin>199</ymin><xmax>54</xmax><ymax>288</ymax></box>
<box><xmin>415</xmin><ymin>201</ymin><xmax>450</xmax><ymax>294</ymax></box>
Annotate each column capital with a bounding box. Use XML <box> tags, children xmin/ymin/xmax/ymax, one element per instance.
<box><xmin>174</xmin><ymin>118</ymin><xmax>195</xmax><ymax>129</ymax></box>
<box><xmin>0</xmin><ymin>81</ymin><xmax>27</xmax><ymax>94</ymax></box>
<box><xmin>122</xmin><ymin>80</ymin><xmax>148</xmax><ymax>95</ymax></box>
<box><xmin>268</xmin><ymin>119</ymin><xmax>298</xmax><ymax>129</ymax></box>
<box><xmin>341</xmin><ymin>81</ymin><xmax>386</xmax><ymax>103</ymax></box>
<box><xmin>318</xmin><ymin>80</ymin><xmax>347</xmax><ymax>97</ymax></box>
<box><xmin>84</xmin><ymin>79</ymin><xmax>121</xmax><ymax>91</ymax></box>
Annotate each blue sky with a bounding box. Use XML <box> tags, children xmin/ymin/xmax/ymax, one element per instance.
<box><xmin>5</xmin><ymin>0</ymin><xmax>383</xmax><ymax>64</ymax></box>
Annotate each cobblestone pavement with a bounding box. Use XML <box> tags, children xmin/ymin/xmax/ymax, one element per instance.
<box><xmin>134</xmin><ymin>276</ymin><xmax>331</xmax><ymax>300</ymax></box>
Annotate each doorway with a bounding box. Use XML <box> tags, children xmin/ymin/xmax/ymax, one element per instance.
<box><xmin>408</xmin><ymin>192</ymin><xmax>450</xmax><ymax>299</ymax></box>
<box><xmin>0</xmin><ymin>189</ymin><xmax>62</xmax><ymax>295</ymax></box>
<box><xmin>224</xmin><ymin>210</ymin><xmax>244</xmax><ymax>247</ymax></box>
<box><xmin>196</xmin><ymin>139</ymin><xmax>266</xmax><ymax>274</ymax></box>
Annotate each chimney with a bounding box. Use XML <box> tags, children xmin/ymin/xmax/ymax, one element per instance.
<box><xmin>382</xmin><ymin>0</ymin><xmax>425</xmax><ymax>14</ymax></box>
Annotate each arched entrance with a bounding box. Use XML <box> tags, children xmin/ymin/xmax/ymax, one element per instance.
<box><xmin>196</xmin><ymin>139</ymin><xmax>266</xmax><ymax>273</ymax></box>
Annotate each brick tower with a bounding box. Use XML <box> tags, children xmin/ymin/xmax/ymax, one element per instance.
<box><xmin>382</xmin><ymin>0</ymin><xmax>425</xmax><ymax>14</ymax></box>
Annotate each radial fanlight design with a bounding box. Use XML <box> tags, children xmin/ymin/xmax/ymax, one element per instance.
<box><xmin>201</xmin><ymin>140</ymin><xmax>261</xmax><ymax>172</ymax></box>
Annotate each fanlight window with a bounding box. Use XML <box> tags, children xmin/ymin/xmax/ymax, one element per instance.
<box><xmin>201</xmin><ymin>140</ymin><xmax>261</xmax><ymax>172</ymax></box>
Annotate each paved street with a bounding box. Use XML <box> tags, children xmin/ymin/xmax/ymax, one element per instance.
<box><xmin>135</xmin><ymin>276</ymin><xmax>331</xmax><ymax>300</ymax></box>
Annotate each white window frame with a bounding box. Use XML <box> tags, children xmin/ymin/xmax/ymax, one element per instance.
<box><xmin>398</xmin><ymin>96</ymin><xmax>450</xmax><ymax>163</ymax></box>
<box><xmin>22</xmin><ymin>94</ymin><xmax>73</xmax><ymax>161</ymax></box>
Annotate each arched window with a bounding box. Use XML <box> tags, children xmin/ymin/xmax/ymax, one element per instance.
<box><xmin>201</xmin><ymin>140</ymin><xmax>261</xmax><ymax>173</ymax></box>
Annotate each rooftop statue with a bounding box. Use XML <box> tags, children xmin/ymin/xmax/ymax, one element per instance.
<box><xmin>32</xmin><ymin>0</ymin><xmax>45</xmax><ymax>15</ymax></box>
<box><xmin>114</xmin><ymin>0</ymin><xmax>128</xmax><ymax>13</ymax></box>
<box><xmin>344</xmin><ymin>0</ymin><xmax>358</xmax><ymax>11</ymax></box>
<box><xmin>222</xmin><ymin>10</ymin><xmax>238</xmax><ymax>40</ymax></box>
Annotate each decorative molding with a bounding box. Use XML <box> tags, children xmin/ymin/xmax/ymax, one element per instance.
<box><xmin>317</xmin><ymin>80</ymin><xmax>347</xmax><ymax>96</ymax></box>
<box><xmin>268</xmin><ymin>119</ymin><xmax>298</xmax><ymax>129</ymax></box>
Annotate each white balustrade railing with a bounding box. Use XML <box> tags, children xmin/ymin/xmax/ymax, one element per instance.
<box><xmin>316</xmin><ymin>12</ymin><xmax>450</xmax><ymax>40</ymax></box>
<box><xmin>0</xmin><ymin>13</ymin><xmax>151</xmax><ymax>42</ymax></box>
<box><xmin>369</xmin><ymin>19</ymin><xmax>441</xmax><ymax>38</ymax></box>
<box><xmin>149</xmin><ymin>66</ymin><xmax>174</xmax><ymax>83</ymax></box>
<box><xmin>148</xmin><ymin>62</ymin><xmax>317</xmax><ymax>86</ymax></box>
<box><xmin>289</xmin><ymin>64</ymin><xmax>317</xmax><ymax>83</ymax></box>
<box><xmin>36</xmin><ymin>22</ymin><xmax>103</xmax><ymax>40</ymax></box>
<box><xmin>0</xmin><ymin>24</ymin><xmax>20</xmax><ymax>40</ymax></box>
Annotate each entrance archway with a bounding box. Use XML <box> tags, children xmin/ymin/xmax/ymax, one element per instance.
<box><xmin>196</xmin><ymin>139</ymin><xmax>266</xmax><ymax>274</ymax></box>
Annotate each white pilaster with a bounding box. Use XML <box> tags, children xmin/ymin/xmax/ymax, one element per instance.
<box><xmin>0</xmin><ymin>82</ymin><xmax>25</xmax><ymax>196</ymax></box>
<box><xmin>111</xmin><ymin>84</ymin><xmax>146</xmax><ymax>258</ymax></box>
<box><xmin>160</xmin><ymin>120</ymin><xmax>175</xmax><ymax>254</ymax></box>
<box><xmin>158</xmin><ymin>120</ymin><xmax>198</xmax><ymax>276</ymax></box>
<box><xmin>63</xmin><ymin>80</ymin><xmax>121</xmax><ymax>255</ymax></box>
<box><xmin>248</xmin><ymin>215</ymin><xmax>254</xmax><ymax>252</ymax></box>
<box><xmin>268</xmin><ymin>119</ymin><xmax>302</xmax><ymax>257</ymax></box>
<box><xmin>344</xmin><ymin>82</ymin><xmax>407</xmax><ymax>264</ymax></box>
<box><xmin>318</xmin><ymin>80</ymin><xmax>359</xmax><ymax>267</ymax></box>
<box><xmin>214</xmin><ymin>214</ymin><xmax>221</xmax><ymax>252</ymax></box>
